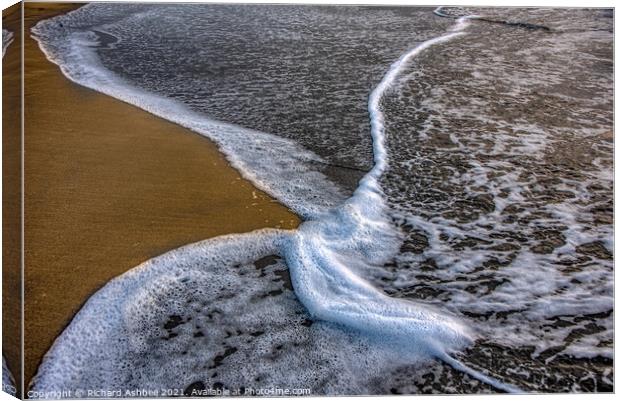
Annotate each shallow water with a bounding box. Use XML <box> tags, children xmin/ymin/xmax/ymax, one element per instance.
<box><xmin>379</xmin><ymin>7</ymin><xmax>613</xmax><ymax>392</ymax></box>
<box><xmin>30</xmin><ymin>4</ymin><xmax>613</xmax><ymax>395</ymax></box>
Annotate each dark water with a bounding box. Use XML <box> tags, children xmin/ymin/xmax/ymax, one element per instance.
<box><xmin>379</xmin><ymin>7</ymin><xmax>613</xmax><ymax>392</ymax></box>
<box><xmin>30</xmin><ymin>4</ymin><xmax>613</xmax><ymax>395</ymax></box>
<box><xmin>45</xmin><ymin>4</ymin><xmax>455</xmax><ymax>190</ymax></box>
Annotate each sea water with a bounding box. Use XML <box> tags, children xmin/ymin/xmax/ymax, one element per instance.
<box><xmin>30</xmin><ymin>4</ymin><xmax>613</xmax><ymax>395</ymax></box>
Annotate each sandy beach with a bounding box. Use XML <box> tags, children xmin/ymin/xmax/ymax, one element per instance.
<box><xmin>2</xmin><ymin>1</ymin><xmax>23</xmax><ymax>395</ymax></box>
<box><xmin>22</xmin><ymin>2</ymin><xmax>299</xmax><ymax>388</ymax></box>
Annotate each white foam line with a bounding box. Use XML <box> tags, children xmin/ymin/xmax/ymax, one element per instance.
<box><xmin>367</xmin><ymin>14</ymin><xmax>469</xmax><ymax>182</ymax></box>
<box><xmin>442</xmin><ymin>353</ymin><xmax>523</xmax><ymax>393</ymax></box>
<box><xmin>30</xmin><ymin>16</ymin><xmax>346</xmax><ymax>219</ymax></box>
<box><xmin>433</xmin><ymin>6</ymin><xmax>453</xmax><ymax>19</ymax></box>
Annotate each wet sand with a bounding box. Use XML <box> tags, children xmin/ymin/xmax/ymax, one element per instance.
<box><xmin>2</xmin><ymin>2</ymin><xmax>23</xmax><ymax>396</ymax></box>
<box><xmin>23</xmin><ymin>2</ymin><xmax>300</xmax><ymax>388</ymax></box>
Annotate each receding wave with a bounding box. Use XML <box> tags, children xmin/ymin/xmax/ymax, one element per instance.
<box><xmin>29</xmin><ymin>3</ymin><xmax>613</xmax><ymax>395</ymax></box>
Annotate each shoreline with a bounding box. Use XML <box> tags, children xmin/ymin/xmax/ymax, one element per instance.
<box><xmin>23</xmin><ymin>2</ymin><xmax>300</xmax><ymax>387</ymax></box>
<box><xmin>2</xmin><ymin>1</ymin><xmax>24</xmax><ymax>396</ymax></box>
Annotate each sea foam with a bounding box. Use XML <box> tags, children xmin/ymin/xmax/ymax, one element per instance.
<box><xmin>283</xmin><ymin>14</ymin><xmax>478</xmax><ymax>352</ymax></box>
<box><xmin>2</xmin><ymin>29</ymin><xmax>14</xmax><ymax>58</ymax></box>
<box><xmin>29</xmin><ymin>5</ymin><xmax>521</xmax><ymax>396</ymax></box>
<box><xmin>32</xmin><ymin>12</ymin><xmax>346</xmax><ymax>219</ymax></box>
<box><xmin>2</xmin><ymin>356</ymin><xmax>16</xmax><ymax>396</ymax></box>
<box><xmin>377</xmin><ymin>5</ymin><xmax>612</xmax><ymax>392</ymax></box>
